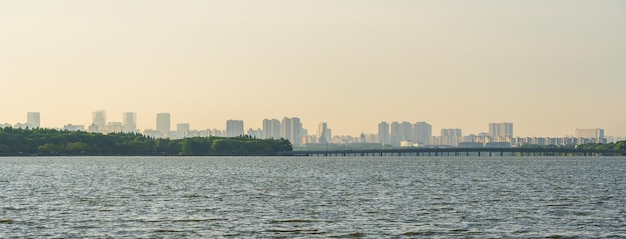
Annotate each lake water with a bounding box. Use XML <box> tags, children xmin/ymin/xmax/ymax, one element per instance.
<box><xmin>1</xmin><ymin>156</ymin><xmax>625</xmax><ymax>238</ymax></box>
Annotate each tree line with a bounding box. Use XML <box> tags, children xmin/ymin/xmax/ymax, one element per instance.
<box><xmin>0</xmin><ymin>127</ymin><xmax>292</xmax><ymax>156</ymax></box>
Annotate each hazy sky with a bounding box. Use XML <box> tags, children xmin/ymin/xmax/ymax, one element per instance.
<box><xmin>1</xmin><ymin>1</ymin><xmax>625</xmax><ymax>137</ymax></box>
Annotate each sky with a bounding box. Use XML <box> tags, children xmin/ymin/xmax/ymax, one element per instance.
<box><xmin>1</xmin><ymin>0</ymin><xmax>625</xmax><ymax>137</ymax></box>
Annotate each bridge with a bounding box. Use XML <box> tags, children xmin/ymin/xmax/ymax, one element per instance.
<box><xmin>288</xmin><ymin>147</ymin><xmax>625</xmax><ymax>157</ymax></box>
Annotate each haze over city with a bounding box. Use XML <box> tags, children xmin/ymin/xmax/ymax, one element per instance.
<box><xmin>1</xmin><ymin>1</ymin><xmax>625</xmax><ymax>137</ymax></box>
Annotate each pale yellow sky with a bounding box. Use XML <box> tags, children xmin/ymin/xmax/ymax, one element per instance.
<box><xmin>1</xmin><ymin>1</ymin><xmax>625</xmax><ymax>137</ymax></box>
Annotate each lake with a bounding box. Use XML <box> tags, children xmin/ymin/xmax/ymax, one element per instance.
<box><xmin>1</xmin><ymin>156</ymin><xmax>625</xmax><ymax>238</ymax></box>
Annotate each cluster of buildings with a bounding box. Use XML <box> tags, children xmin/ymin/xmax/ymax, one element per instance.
<box><xmin>376</xmin><ymin>122</ymin><xmax>515</xmax><ymax>147</ymax></box>
<box><xmin>1</xmin><ymin>112</ymin><xmax>41</xmax><ymax>129</ymax></box>
<box><xmin>375</xmin><ymin>121</ymin><xmax>615</xmax><ymax>148</ymax></box>
<box><xmin>2</xmin><ymin>111</ymin><xmax>623</xmax><ymax>148</ymax></box>
<box><xmin>377</xmin><ymin>121</ymin><xmax>616</xmax><ymax>147</ymax></box>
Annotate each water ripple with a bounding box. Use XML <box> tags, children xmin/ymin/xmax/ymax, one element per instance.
<box><xmin>0</xmin><ymin>156</ymin><xmax>624</xmax><ymax>238</ymax></box>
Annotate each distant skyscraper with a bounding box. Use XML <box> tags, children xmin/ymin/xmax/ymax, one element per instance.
<box><xmin>247</xmin><ymin>128</ymin><xmax>262</xmax><ymax>139</ymax></box>
<box><xmin>226</xmin><ymin>119</ymin><xmax>244</xmax><ymax>137</ymax></box>
<box><xmin>489</xmin><ymin>122</ymin><xmax>513</xmax><ymax>138</ymax></box>
<box><xmin>262</xmin><ymin>119</ymin><xmax>272</xmax><ymax>139</ymax></box>
<box><xmin>262</xmin><ymin>119</ymin><xmax>282</xmax><ymax>139</ymax></box>
<box><xmin>282</xmin><ymin>117</ymin><xmax>292</xmax><ymax>140</ymax></box>
<box><xmin>122</xmin><ymin>112</ymin><xmax>137</xmax><ymax>133</ymax></box>
<box><xmin>293</xmin><ymin>118</ymin><xmax>303</xmax><ymax>145</ymax></box>
<box><xmin>317</xmin><ymin>122</ymin><xmax>331</xmax><ymax>144</ymax></box>
<box><xmin>575</xmin><ymin>128</ymin><xmax>604</xmax><ymax>139</ymax></box>
<box><xmin>390</xmin><ymin>121</ymin><xmax>411</xmax><ymax>147</ymax></box>
<box><xmin>156</xmin><ymin>113</ymin><xmax>171</xmax><ymax>134</ymax></box>
<box><xmin>281</xmin><ymin>117</ymin><xmax>302</xmax><ymax>145</ymax></box>
<box><xmin>27</xmin><ymin>112</ymin><xmax>40</xmax><ymax>128</ymax></box>
<box><xmin>378</xmin><ymin>121</ymin><xmax>390</xmax><ymax>145</ymax></box>
<box><xmin>177</xmin><ymin>123</ymin><xmax>190</xmax><ymax>138</ymax></box>
<box><xmin>413</xmin><ymin>122</ymin><xmax>432</xmax><ymax>145</ymax></box>
<box><xmin>401</xmin><ymin>121</ymin><xmax>412</xmax><ymax>140</ymax></box>
<box><xmin>440</xmin><ymin>128</ymin><xmax>462</xmax><ymax>147</ymax></box>
<box><xmin>441</xmin><ymin>128</ymin><xmax>462</xmax><ymax>137</ymax></box>
<box><xmin>91</xmin><ymin>110</ymin><xmax>106</xmax><ymax>133</ymax></box>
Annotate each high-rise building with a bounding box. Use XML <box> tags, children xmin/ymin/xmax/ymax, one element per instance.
<box><xmin>27</xmin><ymin>112</ymin><xmax>40</xmax><ymax>128</ymax></box>
<box><xmin>262</xmin><ymin>119</ymin><xmax>282</xmax><ymax>139</ymax></box>
<box><xmin>378</xmin><ymin>121</ymin><xmax>390</xmax><ymax>145</ymax></box>
<box><xmin>413</xmin><ymin>122</ymin><xmax>432</xmax><ymax>145</ymax></box>
<box><xmin>440</xmin><ymin>128</ymin><xmax>463</xmax><ymax>147</ymax></box>
<box><xmin>262</xmin><ymin>119</ymin><xmax>272</xmax><ymax>139</ymax></box>
<box><xmin>281</xmin><ymin>117</ymin><xmax>302</xmax><ymax>145</ymax></box>
<box><xmin>317</xmin><ymin>122</ymin><xmax>331</xmax><ymax>144</ymax></box>
<box><xmin>226</xmin><ymin>119</ymin><xmax>244</xmax><ymax>137</ymax></box>
<box><xmin>401</xmin><ymin>121</ymin><xmax>412</xmax><ymax>140</ymax></box>
<box><xmin>156</xmin><ymin>113</ymin><xmax>171</xmax><ymax>135</ymax></box>
<box><xmin>272</xmin><ymin>119</ymin><xmax>282</xmax><ymax>139</ymax></box>
<box><xmin>282</xmin><ymin>117</ymin><xmax>292</xmax><ymax>141</ymax></box>
<box><xmin>247</xmin><ymin>128</ymin><xmax>262</xmax><ymax>139</ymax></box>
<box><xmin>91</xmin><ymin>110</ymin><xmax>106</xmax><ymax>133</ymax></box>
<box><xmin>575</xmin><ymin>128</ymin><xmax>604</xmax><ymax>139</ymax></box>
<box><xmin>489</xmin><ymin>122</ymin><xmax>513</xmax><ymax>138</ymax></box>
<box><xmin>390</xmin><ymin>121</ymin><xmax>411</xmax><ymax>147</ymax></box>
<box><xmin>441</xmin><ymin>128</ymin><xmax>462</xmax><ymax>137</ymax></box>
<box><xmin>177</xmin><ymin>123</ymin><xmax>190</xmax><ymax>138</ymax></box>
<box><xmin>122</xmin><ymin>112</ymin><xmax>137</xmax><ymax>133</ymax></box>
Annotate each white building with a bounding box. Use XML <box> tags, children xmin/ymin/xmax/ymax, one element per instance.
<box><xmin>438</xmin><ymin>128</ymin><xmax>463</xmax><ymax>147</ymax></box>
<box><xmin>317</xmin><ymin>122</ymin><xmax>331</xmax><ymax>144</ymax></box>
<box><xmin>14</xmin><ymin>123</ymin><xmax>29</xmax><ymax>129</ymax></box>
<box><xmin>156</xmin><ymin>113</ymin><xmax>171</xmax><ymax>135</ymax></box>
<box><xmin>390</xmin><ymin>121</ymin><xmax>411</xmax><ymax>147</ymax></box>
<box><xmin>92</xmin><ymin>110</ymin><xmax>106</xmax><ymax>133</ymax></box>
<box><xmin>413</xmin><ymin>122</ymin><xmax>432</xmax><ymax>145</ymax></box>
<box><xmin>489</xmin><ymin>122</ymin><xmax>513</xmax><ymax>138</ymax></box>
<box><xmin>122</xmin><ymin>112</ymin><xmax>137</xmax><ymax>133</ymax></box>
<box><xmin>378</xmin><ymin>121</ymin><xmax>390</xmax><ymax>145</ymax></box>
<box><xmin>281</xmin><ymin>117</ymin><xmax>302</xmax><ymax>145</ymax></box>
<box><xmin>247</xmin><ymin>128</ymin><xmax>262</xmax><ymax>138</ymax></box>
<box><xmin>27</xmin><ymin>112</ymin><xmax>40</xmax><ymax>128</ymax></box>
<box><xmin>400</xmin><ymin>140</ymin><xmax>418</xmax><ymax>148</ymax></box>
<box><xmin>226</xmin><ymin>119</ymin><xmax>244</xmax><ymax>137</ymax></box>
<box><xmin>176</xmin><ymin>123</ymin><xmax>190</xmax><ymax>139</ymax></box>
<box><xmin>63</xmin><ymin>124</ymin><xmax>85</xmax><ymax>131</ymax></box>
<box><xmin>262</xmin><ymin>119</ymin><xmax>282</xmax><ymax>139</ymax></box>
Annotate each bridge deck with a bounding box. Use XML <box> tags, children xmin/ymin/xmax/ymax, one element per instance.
<box><xmin>288</xmin><ymin>147</ymin><xmax>625</xmax><ymax>157</ymax></box>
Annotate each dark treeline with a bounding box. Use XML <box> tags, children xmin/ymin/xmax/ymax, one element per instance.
<box><xmin>0</xmin><ymin>127</ymin><xmax>292</xmax><ymax>156</ymax></box>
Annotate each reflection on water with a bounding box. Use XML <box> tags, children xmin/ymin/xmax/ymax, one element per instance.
<box><xmin>1</xmin><ymin>156</ymin><xmax>625</xmax><ymax>238</ymax></box>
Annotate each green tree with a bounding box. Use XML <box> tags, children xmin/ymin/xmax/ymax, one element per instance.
<box><xmin>66</xmin><ymin>142</ymin><xmax>91</xmax><ymax>153</ymax></box>
<box><xmin>37</xmin><ymin>143</ymin><xmax>65</xmax><ymax>153</ymax></box>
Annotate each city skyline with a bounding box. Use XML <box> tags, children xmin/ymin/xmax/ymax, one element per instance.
<box><xmin>1</xmin><ymin>1</ymin><xmax>624</xmax><ymax>137</ymax></box>
<box><xmin>1</xmin><ymin>111</ymin><xmax>621</xmax><ymax>140</ymax></box>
